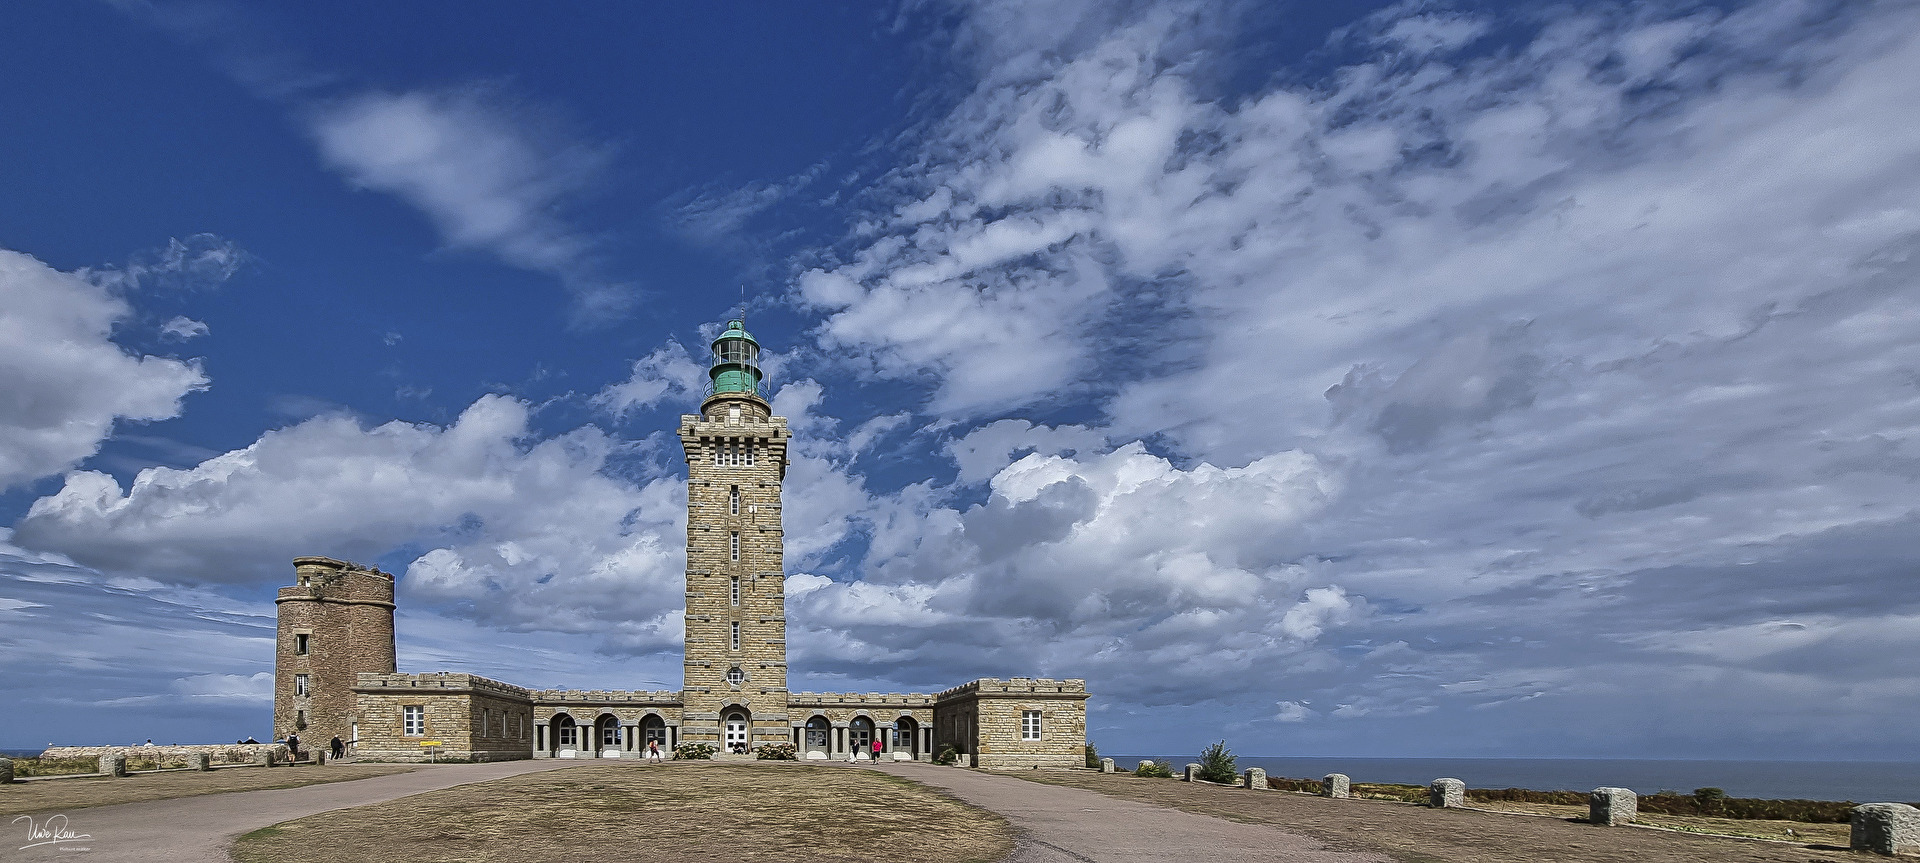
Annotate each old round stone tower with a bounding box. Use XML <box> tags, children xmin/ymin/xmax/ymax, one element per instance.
<box><xmin>273</xmin><ymin>556</ymin><xmax>397</xmax><ymax>747</ymax></box>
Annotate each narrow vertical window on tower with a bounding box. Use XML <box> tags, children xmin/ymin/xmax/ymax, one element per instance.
<box><xmin>729</xmin><ymin>485</ymin><xmax>740</xmax><ymax>515</ymax></box>
<box><xmin>731</xmin><ymin>576</ymin><xmax>740</xmax><ymax>606</ymax></box>
<box><xmin>731</xmin><ymin>621</ymin><xmax>741</xmax><ymax>650</ymax></box>
<box><xmin>294</xmin><ymin>633</ymin><xmax>309</xmax><ymax>655</ymax></box>
<box><xmin>730</xmin><ymin>531</ymin><xmax>740</xmax><ymax>561</ymax></box>
<box><xmin>746</xmin><ymin>443</ymin><xmax>755</xmax><ymax>466</ymax></box>
<box><xmin>294</xmin><ymin>674</ymin><xmax>309</xmax><ymax>697</ymax></box>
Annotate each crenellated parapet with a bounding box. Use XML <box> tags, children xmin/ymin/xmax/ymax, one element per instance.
<box><xmin>356</xmin><ymin>672</ymin><xmax>533</xmax><ymax>700</ymax></box>
<box><xmin>935</xmin><ymin>677</ymin><xmax>1088</xmax><ymax>701</ymax></box>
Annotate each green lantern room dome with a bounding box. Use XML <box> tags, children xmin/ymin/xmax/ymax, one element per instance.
<box><xmin>707</xmin><ymin>319</ymin><xmax>765</xmax><ymax>399</ymax></box>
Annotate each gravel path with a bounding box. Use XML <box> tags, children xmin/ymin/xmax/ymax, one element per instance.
<box><xmin>3</xmin><ymin>759</ymin><xmax>587</xmax><ymax>863</ymax></box>
<box><xmin>872</xmin><ymin>762</ymin><xmax>1392</xmax><ymax>862</ymax></box>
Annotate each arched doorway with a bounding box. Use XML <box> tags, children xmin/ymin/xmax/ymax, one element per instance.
<box><xmin>722</xmin><ymin>708</ymin><xmax>750</xmax><ymax>755</ymax></box>
<box><xmin>596</xmin><ymin>715</ymin><xmax>620</xmax><ymax>755</ymax></box>
<box><xmin>893</xmin><ymin>715</ymin><xmax>919</xmax><ymax>760</ymax></box>
<box><xmin>803</xmin><ymin>715</ymin><xmax>830</xmax><ymax>757</ymax></box>
<box><xmin>553</xmin><ymin>714</ymin><xmax>577</xmax><ymax>754</ymax></box>
<box><xmin>640</xmin><ymin>714</ymin><xmax>668</xmax><ymax>754</ymax></box>
<box><xmin>849</xmin><ymin>716</ymin><xmax>875</xmax><ymax>760</ymax></box>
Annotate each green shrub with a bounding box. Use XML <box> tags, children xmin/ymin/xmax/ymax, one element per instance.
<box><xmin>1196</xmin><ymin>741</ymin><xmax>1237</xmax><ymax>784</ymax></box>
<box><xmin>673</xmin><ymin>742</ymin><xmax>717</xmax><ymax>760</ymax></box>
<box><xmin>1084</xmin><ymin>744</ymin><xmax>1100</xmax><ymax>769</ymax></box>
<box><xmin>754</xmin><ymin>742</ymin><xmax>798</xmax><ymax>761</ymax></box>
<box><xmin>934</xmin><ymin>745</ymin><xmax>960</xmax><ymax>766</ymax></box>
<box><xmin>1133</xmin><ymin>759</ymin><xmax>1173</xmax><ymax>778</ymax></box>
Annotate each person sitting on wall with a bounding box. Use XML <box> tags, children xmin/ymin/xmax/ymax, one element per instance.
<box><xmin>243</xmin><ymin>736</ymin><xmax>259</xmax><ymax>745</ymax></box>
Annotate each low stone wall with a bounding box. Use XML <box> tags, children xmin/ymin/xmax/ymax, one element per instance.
<box><xmin>40</xmin><ymin>744</ymin><xmax>290</xmax><ymax>766</ymax></box>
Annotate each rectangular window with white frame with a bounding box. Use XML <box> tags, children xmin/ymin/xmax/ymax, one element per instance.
<box><xmin>1021</xmin><ymin>710</ymin><xmax>1042</xmax><ymax>740</ymax></box>
<box><xmin>730</xmin><ymin>531</ymin><xmax>740</xmax><ymax>561</ymax></box>
<box><xmin>731</xmin><ymin>621</ymin><xmax>741</xmax><ymax>650</ymax></box>
<box><xmin>294</xmin><ymin>674</ymin><xmax>309</xmax><ymax>697</ymax></box>
<box><xmin>731</xmin><ymin>576</ymin><xmax>740</xmax><ymax>606</ymax></box>
<box><xmin>730</xmin><ymin>485</ymin><xmax>739</xmax><ymax>515</ymax></box>
<box><xmin>403</xmin><ymin>705</ymin><xmax>425</xmax><ymax>736</ymax></box>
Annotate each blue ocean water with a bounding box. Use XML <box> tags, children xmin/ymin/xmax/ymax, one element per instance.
<box><xmin>1118</xmin><ymin>756</ymin><xmax>1920</xmax><ymax>803</ymax></box>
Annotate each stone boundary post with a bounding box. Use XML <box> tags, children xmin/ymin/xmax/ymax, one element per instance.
<box><xmin>0</xmin><ymin>757</ymin><xmax>13</xmax><ymax>784</ymax></box>
<box><xmin>1430</xmin><ymin>777</ymin><xmax>1464</xmax><ymax>808</ymax></box>
<box><xmin>100</xmin><ymin>754</ymin><xmax>127</xmax><ymax>778</ymax></box>
<box><xmin>1851</xmin><ymin>803</ymin><xmax>1920</xmax><ymax>856</ymax></box>
<box><xmin>1184</xmin><ymin>763</ymin><xmax>1202</xmax><ymax>782</ymax></box>
<box><xmin>1243</xmin><ymin>767</ymin><xmax>1267</xmax><ymax>790</ymax></box>
<box><xmin>1100</xmin><ymin>757</ymin><xmax>1114</xmax><ymax>774</ymax></box>
<box><xmin>1323</xmin><ymin>773</ymin><xmax>1351</xmax><ymax>798</ymax></box>
<box><xmin>192</xmin><ymin>753</ymin><xmax>211</xmax><ymax>771</ymax></box>
<box><xmin>1589</xmin><ymin>787</ymin><xmax>1636</xmax><ymax>825</ymax></box>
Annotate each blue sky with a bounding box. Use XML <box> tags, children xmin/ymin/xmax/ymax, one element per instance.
<box><xmin>3</xmin><ymin>0</ymin><xmax>1918</xmax><ymax>761</ymax></box>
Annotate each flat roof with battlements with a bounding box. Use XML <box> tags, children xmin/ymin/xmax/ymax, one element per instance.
<box><xmin>788</xmin><ymin>692</ymin><xmax>936</xmax><ymax>706</ymax></box>
<box><xmin>355</xmin><ymin>672</ymin><xmax>533</xmax><ymax>699</ymax></box>
<box><xmin>531</xmin><ymin>689</ymin><xmax>683</xmax><ymax>705</ymax></box>
<box><xmin>935</xmin><ymin>677</ymin><xmax>1089</xmax><ymax>702</ymax></box>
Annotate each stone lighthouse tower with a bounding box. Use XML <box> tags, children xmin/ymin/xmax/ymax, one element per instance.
<box><xmin>677</xmin><ymin>319</ymin><xmax>791</xmax><ymax>752</ymax></box>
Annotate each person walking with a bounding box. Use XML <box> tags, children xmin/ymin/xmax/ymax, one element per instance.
<box><xmin>870</xmin><ymin>736</ymin><xmax>883</xmax><ymax>763</ymax></box>
<box><xmin>285</xmin><ymin>733</ymin><xmax>300</xmax><ymax>761</ymax></box>
<box><xmin>330</xmin><ymin>736</ymin><xmax>344</xmax><ymax>759</ymax></box>
<box><xmin>646</xmin><ymin>740</ymin><xmax>661</xmax><ymax>761</ymax></box>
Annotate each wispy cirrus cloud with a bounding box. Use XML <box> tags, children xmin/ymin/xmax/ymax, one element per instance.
<box><xmin>306</xmin><ymin>87</ymin><xmax>632</xmax><ymax>322</ymax></box>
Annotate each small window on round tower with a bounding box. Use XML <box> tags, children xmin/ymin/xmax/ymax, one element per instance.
<box><xmin>727</xmin><ymin>666</ymin><xmax>745</xmax><ymax>687</ymax></box>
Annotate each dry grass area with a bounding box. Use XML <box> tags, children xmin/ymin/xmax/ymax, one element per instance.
<box><xmin>1018</xmin><ymin>771</ymin><xmax>1871</xmax><ymax>863</ymax></box>
<box><xmin>232</xmin><ymin>762</ymin><xmax>1013</xmax><ymax>863</ymax></box>
<box><xmin>0</xmin><ymin>764</ymin><xmax>420</xmax><ymax>818</ymax></box>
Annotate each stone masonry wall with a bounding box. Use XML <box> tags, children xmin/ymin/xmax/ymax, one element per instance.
<box><xmin>935</xmin><ymin>678</ymin><xmax>1089</xmax><ymax>768</ymax></box>
<box><xmin>39</xmin><ymin>744</ymin><xmax>287</xmax><ymax>765</ymax></box>
<box><xmin>680</xmin><ymin>397</ymin><xmax>792</xmax><ymax>746</ymax></box>
<box><xmin>352</xmin><ymin>673</ymin><xmax>533</xmax><ymax>761</ymax></box>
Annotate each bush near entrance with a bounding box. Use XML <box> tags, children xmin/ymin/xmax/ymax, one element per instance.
<box><xmin>675</xmin><ymin>742</ymin><xmax>717</xmax><ymax>760</ymax></box>
<box><xmin>755</xmin><ymin>742</ymin><xmax>798</xmax><ymax>760</ymax></box>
